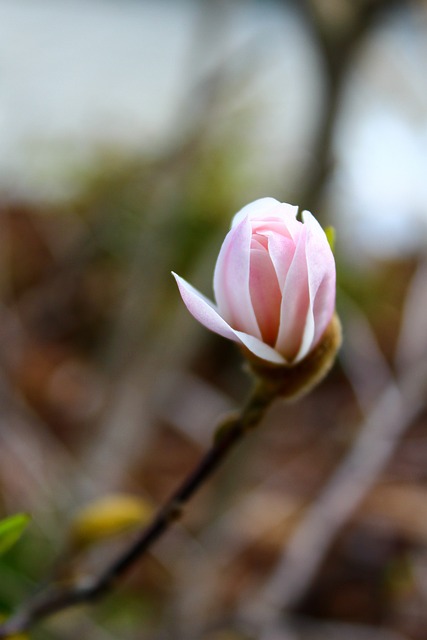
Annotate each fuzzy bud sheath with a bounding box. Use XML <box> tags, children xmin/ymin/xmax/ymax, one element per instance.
<box><xmin>245</xmin><ymin>313</ymin><xmax>342</xmax><ymax>401</ymax></box>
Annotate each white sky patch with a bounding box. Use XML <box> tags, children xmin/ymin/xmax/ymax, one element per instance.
<box><xmin>0</xmin><ymin>0</ymin><xmax>319</xmax><ymax>201</ymax></box>
<box><xmin>0</xmin><ymin>0</ymin><xmax>198</xmax><ymax>197</ymax></box>
<box><xmin>333</xmin><ymin>8</ymin><xmax>427</xmax><ymax>256</ymax></box>
<box><xmin>0</xmin><ymin>0</ymin><xmax>426</xmax><ymax>256</ymax></box>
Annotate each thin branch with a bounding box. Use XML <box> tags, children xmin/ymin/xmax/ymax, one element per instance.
<box><xmin>0</xmin><ymin>381</ymin><xmax>273</xmax><ymax>638</ymax></box>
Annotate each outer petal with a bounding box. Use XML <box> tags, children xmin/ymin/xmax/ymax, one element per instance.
<box><xmin>278</xmin><ymin>206</ymin><xmax>302</xmax><ymax>243</ymax></box>
<box><xmin>231</xmin><ymin>197</ymin><xmax>281</xmax><ymax>227</ymax></box>
<box><xmin>253</xmin><ymin>209</ymin><xmax>301</xmax><ymax>242</ymax></box>
<box><xmin>233</xmin><ymin>330</ymin><xmax>287</xmax><ymax>364</ymax></box>
<box><xmin>172</xmin><ymin>273</ymin><xmax>239</xmax><ymax>343</ymax></box>
<box><xmin>301</xmin><ymin>210</ymin><xmax>336</xmax><ymax>348</ymax></box>
<box><xmin>232</xmin><ymin>197</ymin><xmax>299</xmax><ymax>225</ymax></box>
<box><xmin>275</xmin><ymin>226</ymin><xmax>310</xmax><ymax>361</ymax></box>
<box><xmin>213</xmin><ymin>216</ymin><xmax>261</xmax><ymax>338</ymax></box>
<box><xmin>173</xmin><ymin>273</ymin><xmax>286</xmax><ymax>364</ymax></box>
<box><xmin>293</xmin><ymin>300</ymin><xmax>316</xmax><ymax>363</ymax></box>
<box><xmin>264</xmin><ymin>233</ymin><xmax>295</xmax><ymax>290</ymax></box>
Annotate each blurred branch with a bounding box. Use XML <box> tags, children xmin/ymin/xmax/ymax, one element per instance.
<box><xmin>240</xmin><ymin>269</ymin><xmax>427</xmax><ymax>630</ymax></box>
<box><xmin>395</xmin><ymin>260</ymin><xmax>427</xmax><ymax>373</ymax></box>
<box><xmin>0</xmin><ymin>381</ymin><xmax>274</xmax><ymax>638</ymax></box>
<box><xmin>250</xmin><ymin>363</ymin><xmax>426</xmax><ymax>630</ymax></box>
<box><xmin>338</xmin><ymin>293</ymin><xmax>395</xmax><ymax>413</ymax></box>
<box><xmin>294</xmin><ymin>0</ymin><xmax>403</xmax><ymax>211</ymax></box>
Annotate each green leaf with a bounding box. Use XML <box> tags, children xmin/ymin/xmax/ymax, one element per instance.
<box><xmin>0</xmin><ymin>513</ymin><xmax>30</xmax><ymax>555</ymax></box>
<box><xmin>325</xmin><ymin>226</ymin><xmax>336</xmax><ymax>253</ymax></box>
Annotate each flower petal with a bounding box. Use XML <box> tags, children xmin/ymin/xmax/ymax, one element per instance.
<box><xmin>264</xmin><ymin>233</ymin><xmax>295</xmax><ymax>290</ymax></box>
<box><xmin>173</xmin><ymin>273</ymin><xmax>286</xmax><ymax>364</ymax></box>
<box><xmin>294</xmin><ymin>302</ymin><xmax>316</xmax><ymax>363</ymax></box>
<box><xmin>253</xmin><ymin>210</ymin><xmax>301</xmax><ymax>243</ymax></box>
<box><xmin>213</xmin><ymin>216</ymin><xmax>261</xmax><ymax>338</ymax></box>
<box><xmin>249</xmin><ymin>244</ymin><xmax>281</xmax><ymax>346</ymax></box>
<box><xmin>301</xmin><ymin>210</ymin><xmax>336</xmax><ymax>347</ymax></box>
<box><xmin>231</xmin><ymin>197</ymin><xmax>281</xmax><ymax>228</ymax></box>
<box><xmin>275</xmin><ymin>226</ymin><xmax>310</xmax><ymax>361</ymax></box>
<box><xmin>172</xmin><ymin>273</ymin><xmax>239</xmax><ymax>343</ymax></box>
<box><xmin>233</xmin><ymin>330</ymin><xmax>287</xmax><ymax>364</ymax></box>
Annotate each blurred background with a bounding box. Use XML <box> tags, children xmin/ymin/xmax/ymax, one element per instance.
<box><xmin>0</xmin><ymin>0</ymin><xmax>427</xmax><ymax>638</ymax></box>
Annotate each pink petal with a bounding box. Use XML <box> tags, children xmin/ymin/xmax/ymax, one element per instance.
<box><xmin>249</xmin><ymin>244</ymin><xmax>282</xmax><ymax>346</ymax></box>
<box><xmin>253</xmin><ymin>211</ymin><xmax>301</xmax><ymax>242</ymax></box>
<box><xmin>172</xmin><ymin>273</ymin><xmax>239</xmax><ymax>343</ymax></box>
<box><xmin>213</xmin><ymin>216</ymin><xmax>261</xmax><ymax>338</ymax></box>
<box><xmin>277</xmin><ymin>207</ymin><xmax>301</xmax><ymax>242</ymax></box>
<box><xmin>231</xmin><ymin>197</ymin><xmax>281</xmax><ymax>228</ymax></box>
<box><xmin>275</xmin><ymin>226</ymin><xmax>310</xmax><ymax>361</ymax></box>
<box><xmin>264</xmin><ymin>233</ymin><xmax>295</xmax><ymax>289</ymax></box>
<box><xmin>301</xmin><ymin>210</ymin><xmax>336</xmax><ymax>348</ymax></box>
<box><xmin>173</xmin><ymin>273</ymin><xmax>286</xmax><ymax>364</ymax></box>
<box><xmin>233</xmin><ymin>330</ymin><xmax>287</xmax><ymax>364</ymax></box>
<box><xmin>294</xmin><ymin>304</ymin><xmax>316</xmax><ymax>363</ymax></box>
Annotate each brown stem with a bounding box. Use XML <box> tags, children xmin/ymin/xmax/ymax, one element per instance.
<box><xmin>0</xmin><ymin>381</ymin><xmax>274</xmax><ymax>638</ymax></box>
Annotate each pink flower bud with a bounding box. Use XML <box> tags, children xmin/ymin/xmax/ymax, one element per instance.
<box><xmin>173</xmin><ymin>198</ymin><xmax>336</xmax><ymax>365</ymax></box>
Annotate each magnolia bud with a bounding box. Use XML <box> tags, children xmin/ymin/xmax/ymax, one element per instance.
<box><xmin>173</xmin><ymin>197</ymin><xmax>336</xmax><ymax>367</ymax></box>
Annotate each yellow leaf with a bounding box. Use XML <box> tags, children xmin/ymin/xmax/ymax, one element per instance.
<box><xmin>70</xmin><ymin>494</ymin><xmax>153</xmax><ymax>549</ymax></box>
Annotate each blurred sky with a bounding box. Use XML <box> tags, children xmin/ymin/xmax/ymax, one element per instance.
<box><xmin>0</xmin><ymin>0</ymin><xmax>426</xmax><ymax>255</ymax></box>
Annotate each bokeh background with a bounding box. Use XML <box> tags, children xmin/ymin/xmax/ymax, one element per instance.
<box><xmin>1</xmin><ymin>1</ymin><xmax>427</xmax><ymax>638</ymax></box>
